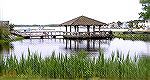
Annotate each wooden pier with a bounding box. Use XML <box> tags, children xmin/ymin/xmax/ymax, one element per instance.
<box><xmin>12</xmin><ymin>16</ymin><xmax>113</xmax><ymax>39</ymax></box>
<box><xmin>63</xmin><ymin>31</ymin><xmax>112</xmax><ymax>39</ymax></box>
<box><xmin>11</xmin><ymin>30</ymin><xmax>64</xmax><ymax>39</ymax></box>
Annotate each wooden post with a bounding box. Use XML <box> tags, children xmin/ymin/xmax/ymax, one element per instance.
<box><xmin>51</xmin><ymin>32</ymin><xmax>52</xmax><ymax>36</ymax></box>
<box><xmin>74</xmin><ymin>40</ymin><xmax>77</xmax><ymax>50</ymax></box>
<box><xmin>99</xmin><ymin>25</ymin><xmax>101</xmax><ymax>31</ymax></box>
<box><xmin>77</xmin><ymin>40</ymin><xmax>79</xmax><ymax>49</ymax></box>
<box><xmin>65</xmin><ymin>39</ymin><xmax>68</xmax><ymax>49</ymax></box>
<box><xmin>87</xmin><ymin>25</ymin><xmax>90</xmax><ymax>36</ymax></box>
<box><xmin>70</xmin><ymin>26</ymin><xmax>72</xmax><ymax>35</ymax></box>
<box><xmin>99</xmin><ymin>40</ymin><xmax>100</xmax><ymax>48</ymax></box>
<box><xmin>93</xmin><ymin>26</ymin><xmax>95</xmax><ymax>35</ymax></box>
<box><xmin>93</xmin><ymin>40</ymin><xmax>95</xmax><ymax>49</ymax></box>
<box><xmin>99</xmin><ymin>25</ymin><xmax>101</xmax><ymax>36</ymax></box>
<box><xmin>74</xmin><ymin>26</ymin><xmax>76</xmax><ymax>32</ymax></box>
<box><xmin>65</xmin><ymin>25</ymin><xmax>67</xmax><ymax>35</ymax></box>
<box><xmin>93</xmin><ymin>26</ymin><xmax>95</xmax><ymax>32</ymax></box>
<box><xmin>77</xmin><ymin>26</ymin><xmax>79</xmax><ymax>36</ymax></box>
<box><xmin>87</xmin><ymin>39</ymin><xmax>90</xmax><ymax>50</ymax></box>
<box><xmin>77</xmin><ymin>26</ymin><xmax>79</xmax><ymax>32</ymax></box>
<box><xmin>70</xmin><ymin>40</ymin><xmax>72</xmax><ymax>49</ymax></box>
<box><xmin>87</xmin><ymin>26</ymin><xmax>90</xmax><ymax>32</ymax></box>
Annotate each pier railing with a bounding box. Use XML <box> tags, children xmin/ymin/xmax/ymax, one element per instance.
<box><xmin>12</xmin><ymin>30</ymin><xmax>112</xmax><ymax>39</ymax></box>
<box><xmin>11</xmin><ymin>30</ymin><xmax>64</xmax><ymax>38</ymax></box>
<box><xmin>63</xmin><ymin>31</ymin><xmax>112</xmax><ymax>39</ymax></box>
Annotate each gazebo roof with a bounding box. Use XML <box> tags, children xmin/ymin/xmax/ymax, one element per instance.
<box><xmin>60</xmin><ymin>16</ymin><xmax>107</xmax><ymax>26</ymax></box>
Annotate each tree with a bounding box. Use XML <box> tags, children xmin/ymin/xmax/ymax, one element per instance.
<box><xmin>127</xmin><ymin>20</ymin><xmax>133</xmax><ymax>28</ymax></box>
<box><xmin>127</xmin><ymin>20</ymin><xmax>144</xmax><ymax>29</ymax></box>
<box><xmin>9</xmin><ymin>24</ymin><xmax>15</xmax><ymax>31</ymax></box>
<box><xmin>0</xmin><ymin>25</ymin><xmax>10</xmax><ymax>39</ymax></box>
<box><xmin>132</xmin><ymin>20</ymin><xmax>144</xmax><ymax>29</ymax></box>
<box><xmin>139</xmin><ymin>0</ymin><xmax>150</xmax><ymax>20</ymax></box>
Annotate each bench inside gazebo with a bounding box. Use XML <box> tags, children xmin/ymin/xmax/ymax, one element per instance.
<box><xmin>60</xmin><ymin>16</ymin><xmax>112</xmax><ymax>39</ymax></box>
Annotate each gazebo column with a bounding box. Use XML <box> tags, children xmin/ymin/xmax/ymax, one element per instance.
<box><xmin>70</xmin><ymin>26</ymin><xmax>72</xmax><ymax>35</ymax></box>
<box><xmin>99</xmin><ymin>25</ymin><xmax>101</xmax><ymax>31</ymax></box>
<box><xmin>74</xmin><ymin>26</ymin><xmax>77</xmax><ymax>36</ymax></box>
<box><xmin>93</xmin><ymin>40</ymin><xmax>95</xmax><ymax>49</ymax></box>
<box><xmin>93</xmin><ymin>26</ymin><xmax>95</xmax><ymax>35</ymax></box>
<box><xmin>69</xmin><ymin>40</ymin><xmax>72</xmax><ymax>49</ymax></box>
<box><xmin>77</xmin><ymin>26</ymin><xmax>79</xmax><ymax>36</ymax></box>
<box><xmin>99</xmin><ymin>40</ymin><xmax>100</xmax><ymax>48</ymax></box>
<box><xmin>74</xmin><ymin>26</ymin><xmax>76</xmax><ymax>32</ymax></box>
<box><xmin>65</xmin><ymin>25</ymin><xmax>68</xmax><ymax>35</ymax></box>
<box><xmin>77</xmin><ymin>40</ymin><xmax>79</xmax><ymax>49</ymax></box>
<box><xmin>77</xmin><ymin>26</ymin><xmax>79</xmax><ymax>32</ymax></box>
<box><xmin>65</xmin><ymin>39</ymin><xmax>68</xmax><ymax>49</ymax></box>
<box><xmin>87</xmin><ymin>25</ymin><xmax>90</xmax><ymax>36</ymax></box>
<box><xmin>74</xmin><ymin>40</ymin><xmax>77</xmax><ymax>49</ymax></box>
<box><xmin>93</xmin><ymin>26</ymin><xmax>95</xmax><ymax>32</ymax></box>
<box><xmin>87</xmin><ymin>39</ymin><xmax>90</xmax><ymax>50</ymax></box>
<box><xmin>99</xmin><ymin>25</ymin><xmax>101</xmax><ymax>35</ymax></box>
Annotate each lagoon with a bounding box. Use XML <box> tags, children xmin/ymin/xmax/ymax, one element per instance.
<box><xmin>0</xmin><ymin>38</ymin><xmax>150</xmax><ymax>59</ymax></box>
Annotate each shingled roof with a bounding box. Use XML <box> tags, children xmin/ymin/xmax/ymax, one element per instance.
<box><xmin>60</xmin><ymin>16</ymin><xmax>107</xmax><ymax>26</ymax></box>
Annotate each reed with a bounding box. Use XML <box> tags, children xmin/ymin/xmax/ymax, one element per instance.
<box><xmin>0</xmin><ymin>50</ymin><xmax>150</xmax><ymax>79</ymax></box>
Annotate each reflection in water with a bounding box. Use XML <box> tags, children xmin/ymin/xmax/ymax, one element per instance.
<box><xmin>0</xmin><ymin>38</ymin><xmax>149</xmax><ymax>59</ymax></box>
<box><xmin>65</xmin><ymin>39</ymin><xmax>110</xmax><ymax>52</ymax></box>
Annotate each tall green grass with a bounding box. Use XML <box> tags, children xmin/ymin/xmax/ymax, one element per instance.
<box><xmin>113</xmin><ymin>32</ymin><xmax>149</xmax><ymax>41</ymax></box>
<box><xmin>0</xmin><ymin>50</ymin><xmax>150</xmax><ymax>79</ymax></box>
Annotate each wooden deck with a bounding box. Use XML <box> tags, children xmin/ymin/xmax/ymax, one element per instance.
<box><xmin>11</xmin><ymin>30</ymin><xmax>64</xmax><ymax>39</ymax></box>
<box><xmin>11</xmin><ymin>30</ymin><xmax>113</xmax><ymax>39</ymax></box>
<box><xmin>63</xmin><ymin>31</ymin><xmax>113</xmax><ymax>39</ymax></box>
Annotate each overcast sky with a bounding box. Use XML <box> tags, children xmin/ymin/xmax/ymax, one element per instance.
<box><xmin>0</xmin><ymin>0</ymin><xmax>142</xmax><ymax>24</ymax></box>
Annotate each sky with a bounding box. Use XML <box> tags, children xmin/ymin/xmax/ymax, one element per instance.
<box><xmin>0</xmin><ymin>0</ymin><xmax>142</xmax><ymax>25</ymax></box>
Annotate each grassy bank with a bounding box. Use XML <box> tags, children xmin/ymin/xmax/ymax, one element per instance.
<box><xmin>113</xmin><ymin>32</ymin><xmax>149</xmax><ymax>41</ymax></box>
<box><xmin>0</xmin><ymin>50</ymin><xmax>150</xmax><ymax>79</ymax></box>
<box><xmin>0</xmin><ymin>36</ymin><xmax>24</xmax><ymax>43</ymax></box>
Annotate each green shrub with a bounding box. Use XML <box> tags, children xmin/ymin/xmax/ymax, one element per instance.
<box><xmin>1</xmin><ymin>50</ymin><xmax>150</xmax><ymax>79</ymax></box>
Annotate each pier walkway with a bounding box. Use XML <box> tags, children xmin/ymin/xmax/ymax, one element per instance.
<box><xmin>11</xmin><ymin>30</ymin><xmax>64</xmax><ymax>39</ymax></box>
<box><xmin>63</xmin><ymin>31</ymin><xmax>112</xmax><ymax>39</ymax></box>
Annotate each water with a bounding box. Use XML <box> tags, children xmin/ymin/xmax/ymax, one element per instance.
<box><xmin>0</xmin><ymin>38</ymin><xmax>150</xmax><ymax>59</ymax></box>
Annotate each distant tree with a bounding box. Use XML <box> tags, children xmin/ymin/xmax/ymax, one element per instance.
<box><xmin>127</xmin><ymin>21</ymin><xmax>133</xmax><ymax>28</ymax></box>
<box><xmin>133</xmin><ymin>20</ymin><xmax>139</xmax><ymax>29</ymax></box>
<box><xmin>139</xmin><ymin>0</ymin><xmax>150</xmax><ymax>20</ymax></box>
<box><xmin>133</xmin><ymin>20</ymin><xmax>145</xmax><ymax>29</ymax></box>
<box><xmin>9</xmin><ymin>24</ymin><xmax>15</xmax><ymax>31</ymax></box>
<box><xmin>127</xmin><ymin>20</ymin><xmax>144</xmax><ymax>29</ymax></box>
<box><xmin>117</xmin><ymin>21</ymin><xmax>123</xmax><ymax>28</ymax></box>
<box><xmin>111</xmin><ymin>22</ymin><xmax>115</xmax><ymax>28</ymax></box>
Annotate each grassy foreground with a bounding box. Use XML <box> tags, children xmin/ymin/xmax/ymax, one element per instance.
<box><xmin>0</xmin><ymin>50</ymin><xmax>150</xmax><ymax>79</ymax></box>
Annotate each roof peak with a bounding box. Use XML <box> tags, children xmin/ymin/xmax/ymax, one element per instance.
<box><xmin>60</xmin><ymin>16</ymin><xmax>107</xmax><ymax>26</ymax></box>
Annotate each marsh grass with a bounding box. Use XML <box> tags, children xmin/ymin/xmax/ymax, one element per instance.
<box><xmin>0</xmin><ymin>50</ymin><xmax>150</xmax><ymax>79</ymax></box>
<box><xmin>113</xmin><ymin>32</ymin><xmax>149</xmax><ymax>41</ymax></box>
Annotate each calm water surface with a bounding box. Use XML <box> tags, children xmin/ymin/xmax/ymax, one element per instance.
<box><xmin>0</xmin><ymin>38</ymin><xmax>150</xmax><ymax>59</ymax></box>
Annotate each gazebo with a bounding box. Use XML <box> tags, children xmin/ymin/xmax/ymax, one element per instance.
<box><xmin>60</xmin><ymin>16</ymin><xmax>112</xmax><ymax>39</ymax></box>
